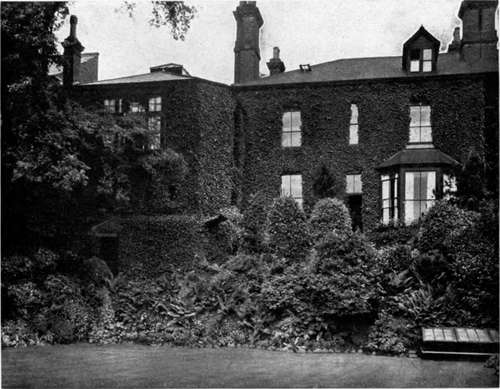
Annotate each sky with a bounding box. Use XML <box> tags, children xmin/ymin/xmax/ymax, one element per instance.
<box><xmin>55</xmin><ymin>0</ymin><xmax>464</xmax><ymax>84</ymax></box>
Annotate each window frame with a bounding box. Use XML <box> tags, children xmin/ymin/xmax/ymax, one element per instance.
<box><xmin>346</xmin><ymin>174</ymin><xmax>362</xmax><ymax>195</ymax></box>
<box><xmin>281</xmin><ymin>173</ymin><xmax>303</xmax><ymax>208</ymax></box>
<box><xmin>380</xmin><ymin>173</ymin><xmax>399</xmax><ymax>224</ymax></box>
<box><xmin>281</xmin><ymin>110</ymin><xmax>302</xmax><ymax>148</ymax></box>
<box><xmin>349</xmin><ymin>104</ymin><xmax>359</xmax><ymax>145</ymax></box>
<box><xmin>409</xmin><ymin>104</ymin><xmax>432</xmax><ymax>144</ymax></box>
<box><xmin>104</xmin><ymin>99</ymin><xmax>116</xmax><ymax>113</ymax></box>
<box><xmin>148</xmin><ymin>96</ymin><xmax>162</xmax><ymax>112</ymax></box>
<box><xmin>403</xmin><ymin>170</ymin><xmax>436</xmax><ymax>224</ymax></box>
<box><xmin>409</xmin><ymin>48</ymin><xmax>433</xmax><ymax>73</ymax></box>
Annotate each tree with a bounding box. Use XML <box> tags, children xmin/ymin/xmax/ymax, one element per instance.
<box><xmin>1</xmin><ymin>2</ymin><xmax>192</xmax><ymax>253</ymax></box>
<box><xmin>312</xmin><ymin>165</ymin><xmax>339</xmax><ymax>199</ymax></box>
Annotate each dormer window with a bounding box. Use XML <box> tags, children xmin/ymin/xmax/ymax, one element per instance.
<box><xmin>410</xmin><ymin>48</ymin><xmax>433</xmax><ymax>72</ymax></box>
<box><xmin>402</xmin><ymin>26</ymin><xmax>439</xmax><ymax>73</ymax></box>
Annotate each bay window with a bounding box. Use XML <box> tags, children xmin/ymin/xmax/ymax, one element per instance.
<box><xmin>404</xmin><ymin>171</ymin><xmax>436</xmax><ymax>224</ymax></box>
<box><xmin>281</xmin><ymin>174</ymin><xmax>303</xmax><ymax>208</ymax></box>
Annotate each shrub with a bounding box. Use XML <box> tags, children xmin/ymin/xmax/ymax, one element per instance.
<box><xmin>416</xmin><ymin>200</ymin><xmax>477</xmax><ymax>253</ymax></box>
<box><xmin>2</xmin><ymin>255</ymin><xmax>34</xmax><ymax>283</ymax></box>
<box><xmin>365</xmin><ymin>310</ymin><xmax>414</xmax><ymax>355</ymax></box>
<box><xmin>267</xmin><ymin>197</ymin><xmax>311</xmax><ymax>261</ymax></box>
<box><xmin>241</xmin><ymin>192</ymin><xmax>269</xmax><ymax>253</ymax></box>
<box><xmin>367</xmin><ymin>222</ymin><xmax>418</xmax><ymax>248</ymax></box>
<box><xmin>309</xmin><ymin>198</ymin><xmax>352</xmax><ymax>241</ymax></box>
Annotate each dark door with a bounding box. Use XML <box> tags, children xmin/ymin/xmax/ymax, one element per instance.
<box><xmin>347</xmin><ymin>195</ymin><xmax>363</xmax><ymax>231</ymax></box>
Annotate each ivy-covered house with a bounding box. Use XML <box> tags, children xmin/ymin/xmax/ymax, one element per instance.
<box><xmin>67</xmin><ymin>0</ymin><xmax>498</xmax><ymax>230</ymax></box>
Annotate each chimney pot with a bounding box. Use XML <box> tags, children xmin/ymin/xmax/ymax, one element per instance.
<box><xmin>273</xmin><ymin>47</ymin><xmax>280</xmax><ymax>59</ymax></box>
<box><xmin>70</xmin><ymin>15</ymin><xmax>78</xmax><ymax>38</ymax></box>
<box><xmin>267</xmin><ymin>46</ymin><xmax>285</xmax><ymax>75</ymax></box>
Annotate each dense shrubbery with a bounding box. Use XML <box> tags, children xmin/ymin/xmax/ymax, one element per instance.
<box><xmin>241</xmin><ymin>192</ymin><xmax>269</xmax><ymax>253</ymax></box>
<box><xmin>2</xmin><ymin>197</ymin><xmax>497</xmax><ymax>357</ymax></box>
<box><xmin>309</xmin><ymin>198</ymin><xmax>352</xmax><ymax>241</ymax></box>
<box><xmin>367</xmin><ymin>222</ymin><xmax>418</xmax><ymax>248</ymax></box>
<box><xmin>267</xmin><ymin>197</ymin><xmax>311</xmax><ymax>261</ymax></box>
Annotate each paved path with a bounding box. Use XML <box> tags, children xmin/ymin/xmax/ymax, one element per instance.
<box><xmin>2</xmin><ymin>343</ymin><xmax>497</xmax><ymax>388</ymax></box>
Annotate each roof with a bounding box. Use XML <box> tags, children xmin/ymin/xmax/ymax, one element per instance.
<box><xmin>80</xmin><ymin>70</ymin><xmax>192</xmax><ymax>85</ymax></box>
<box><xmin>48</xmin><ymin>52</ymin><xmax>99</xmax><ymax>84</ymax></box>
<box><xmin>377</xmin><ymin>147</ymin><xmax>460</xmax><ymax>170</ymax></box>
<box><xmin>236</xmin><ymin>52</ymin><xmax>498</xmax><ymax>87</ymax></box>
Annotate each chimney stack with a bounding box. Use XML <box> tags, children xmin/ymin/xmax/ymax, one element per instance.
<box><xmin>448</xmin><ymin>26</ymin><xmax>461</xmax><ymax>52</ymax></box>
<box><xmin>267</xmin><ymin>47</ymin><xmax>285</xmax><ymax>75</ymax></box>
<box><xmin>62</xmin><ymin>15</ymin><xmax>84</xmax><ymax>88</ymax></box>
<box><xmin>233</xmin><ymin>2</ymin><xmax>263</xmax><ymax>84</ymax></box>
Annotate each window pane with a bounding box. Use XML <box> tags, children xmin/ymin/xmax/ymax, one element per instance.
<box><xmin>354</xmin><ymin>175</ymin><xmax>362</xmax><ymax>193</ymax></box>
<box><xmin>405</xmin><ymin>172</ymin><xmax>415</xmax><ymax>200</ymax></box>
<box><xmin>409</xmin><ymin>127</ymin><xmax>420</xmax><ymax>143</ymax></box>
<box><xmin>383</xmin><ymin>208</ymin><xmax>390</xmax><ymax>224</ymax></box>
<box><xmin>383</xmin><ymin>199</ymin><xmax>390</xmax><ymax>208</ymax></box>
<box><xmin>423</xmin><ymin>49</ymin><xmax>432</xmax><ymax>60</ymax></box>
<box><xmin>420</xmin><ymin>106</ymin><xmax>431</xmax><ymax>125</ymax></box>
<box><xmin>422</xmin><ymin>61</ymin><xmax>432</xmax><ymax>72</ymax></box>
<box><xmin>410</xmin><ymin>49</ymin><xmax>420</xmax><ymax>60</ymax></box>
<box><xmin>291</xmin><ymin>132</ymin><xmax>301</xmax><ymax>147</ymax></box>
<box><xmin>394</xmin><ymin>176</ymin><xmax>398</xmax><ymax>199</ymax></box>
<box><xmin>291</xmin><ymin>111</ymin><xmax>301</xmax><ymax>131</ymax></box>
<box><xmin>149</xmin><ymin>132</ymin><xmax>161</xmax><ymax>150</ymax></box>
<box><xmin>281</xmin><ymin>175</ymin><xmax>290</xmax><ymax>196</ymax></box>
<box><xmin>149</xmin><ymin>96</ymin><xmax>162</xmax><ymax>112</ymax></box>
<box><xmin>382</xmin><ymin>180</ymin><xmax>390</xmax><ymax>199</ymax></box>
<box><xmin>282</xmin><ymin>112</ymin><xmax>291</xmax><ymax>131</ymax></box>
<box><xmin>410</xmin><ymin>106</ymin><xmax>420</xmax><ymax>126</ymax></box>
<box><xmin>420</xmin><ymin>126</ymin><xmax>432</xmax><ymax>142</ymax></box>
<box><xmin>443</xmin><ymin>174</ymin><xmax>457</xmax><ymax>193</ymax></box>
<box><xmin>405</xmin><ymin>201</ymin><xmax>416</xmax><ymax>224</ymax></box>
<box><xmin>349</xmin><ymin>124</ymin><xmax>358</xmax><ymax>144</ymax></box>
<box><xmin>426</xmin><ymin>171</ymin><xmax>436</xmax><ymax>199</ymax></box>
<box><xmin>346</xmin><ymin>175</ymin><xmax>353</xmax><ymax>193</ymax></box>
<box><xmin>290</xmin><ymin>175</ymin><xmax>302</xmax><ymax>197</ymax></box>
<box><xmin>410</xmin><ymin>60</ymin><xmax>420</xmax><ymax>72</ymax></box>
<box><xmin>282</xmin><ymin>133</ymin><xmax>291</xmax><ymax>147</ymax></box>
<box><xmin>350</xmin><ymin>104</ymin><xmax>358</xmax><ymax>124</ymax></box>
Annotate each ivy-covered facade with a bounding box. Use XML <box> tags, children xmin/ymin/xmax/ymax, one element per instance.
<box><xmin>68</xmin><ymin>0</ymin><xmax>498</xmax><ymax>230</ymax></box>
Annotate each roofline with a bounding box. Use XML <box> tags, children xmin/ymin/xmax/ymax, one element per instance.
<box><xmin>77</xmin><ymin>76</ymin><xmax>231</xmax><ymax>90</ymax></box>
<box><xmin>232</xmin><ymin>71</ymin><xmax>498</xmax><ymax>91</ymax></box>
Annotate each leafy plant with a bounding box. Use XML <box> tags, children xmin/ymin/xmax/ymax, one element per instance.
<box><xmin>309</xmin><ymin>198</ymin><xmax>352</xmax><ymax>241</ymax></box>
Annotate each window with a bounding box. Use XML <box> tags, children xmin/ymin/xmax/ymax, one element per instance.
<box><xmin>147</xmin><ymin>116</ymin><xmax>161</xmax><ymax>150</ymax></box>
<box><xmin>149</xmin><ymin>96</ymin><xmax>162</xmax><ymax>112</ymax></box>
<box><xmin>281</xmin><ymin>174</ymin><xmax>303</xmax><ymax>208</ymax></box>
<box><xmin>410</xmin><ymin>48</ymin><xmax>433</xmax><ymax>72</ymax></box>
<box><xmin>104</xmin><ymin>99</ymin><xmax>116</xmax><ymax>113</ymax></box>
<box><xmin>409</xmin><ymin>105</ymin><xmax>432</xmax><ymax>143</ymax></box>
<box><xmin>404</xmin><ymin>171</ymin><xmax>436</xmax><ymax>224</ymax></box>
<box><xmin>346</xmin><ymin>174</ymin><xmax>362</xmax><ymax>194</ymax></box>
<box><xmin>443</xmin><ymin>173</ymin><xmax>457</xmax><ymax>200</ymax></box>
<box><xmin>381</xmin><ymin>173</ymin><xmax>398</xmax><ymax>224</ymax></box>
<box><xmin>130</xmin><ymin>102</ymin><xmax>145</xmax><ymax>113</ymax></box>
<box><xmin>117</xmin><ymin>99</ymin><xmax>123</xmax><ymax>113</ymax></box>
<box><xmin>349</xmin><ymin>104</ymin><xmax>359</xmax><ymax>145</ymax></box>
<box><xmin>282</xmin><ymin>111</ymin><xmax>301</xmax><ymax>147</ymax></box>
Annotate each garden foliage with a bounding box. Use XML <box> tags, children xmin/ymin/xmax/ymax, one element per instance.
<box><xmin>309</xmin><ymin>198</ymin><xmax>352</xmax><ymax>241</ymax></box>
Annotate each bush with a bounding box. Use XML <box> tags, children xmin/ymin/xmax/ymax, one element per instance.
<box><xmin>365</xmin><ymin>310</ymin><xmax>414</xmax><ymax>355</ymax></box>
<box><xmin>367</xmin><ymin>222</ymin><xmax>418</xmax><ymax>248</ymax></box>
<box><xmin>416</xmin><ymin>200</ymin><xmax>477</xmax><ymax>253</ymax></box>
<box><xmin>309</xmin><ymin>198</ymin><xmax>352</xmax><ymax>241</ymax></box>
<box><xmin>241</xmin><ymin>192</ymin><xmax>269</xmax><ymax>253</ymax></box>
<box><xmin>267</xmin><ymin>197</ymin><xmax>311</xmax><ymax>261</ymax></box>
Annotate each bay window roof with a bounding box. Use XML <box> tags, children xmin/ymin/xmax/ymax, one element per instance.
<box><xmin>377</xmin><ymin>147</ymin><xmax>459</xmax><ymax>170</ymax></box>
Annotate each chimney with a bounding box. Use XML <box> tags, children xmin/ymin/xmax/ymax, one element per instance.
<box><xmin>458</xmin><ymin>0</ymin><xmax>498</xmax><ymax>62</ymax></box>
<box><xmin>62</xmin><ymin>15</ymin><xmax>84</xmax><ymax>88</ymax></box>
<box><xmin>267</xmin><ymin>47</ymin><xmax>285</xmax><ymax>75</ymax></box>
<box><xmin>448</xmin><ymin>26</ymin><xmax>461</xmax><ymax>52</ymax></box>
<box><xmin>233</xmin><ymin>1</ymin><xmax>263</xmax><ymax>84</ymax></box>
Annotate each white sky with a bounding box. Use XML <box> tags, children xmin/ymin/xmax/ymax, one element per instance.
<box><xmin>56</xmin><ymin>0</ymin><xmax>463</xmax><ymax>84</ymax></box>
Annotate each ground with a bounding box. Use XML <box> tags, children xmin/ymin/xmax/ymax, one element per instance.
<box><xmin>2</xmin><ymin>344</ymin><xmax>497</xmax><ymax>388</ymax></box>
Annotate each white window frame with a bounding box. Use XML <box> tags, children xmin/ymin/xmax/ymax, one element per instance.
<box><xmin>282</xmin><ymin>111</ymin><xmax>302</xmax><ymax>148</ymax></box>
<box><xmin>381</xmin><ymin>173</ymin><xmax>399</xmax><ymax>224</ymax></box>
<box><xmin>104</xmin><ymin>99</ymin><xmax>116</xmax><ymax>113</ymax></box>
<box><xmin>346</xmin><ymin>174</ymin><xmax>362</xmax><ymax>194</ymax></box>
<box><xmin>409</xmin><ymin>104</ymin><xmax>432</xmax><ymax>144</ymax></box>
<box><xmin>349</xmin><ymin>104</ymin><xmax>359</xmax><ymax>145</ymax></box>
<box><xmin>148</xmin><ymin>96</ymin><xmax>162</xmax><ymax>112</ymax></box>
<box><xmin>281</xmin><ymin>174</ymin><xmax>303</xmax><ymax>208</ymax></box>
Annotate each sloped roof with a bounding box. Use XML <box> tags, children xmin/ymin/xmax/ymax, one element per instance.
<box><xmin>48</xmin><ymin>52</ymin><xmax>99</xmax><ymax>83</ymax></box>
<box><xmin>81</xmin><ymin>70</ymin><xmax>192</xmax><ymax>85</ymax></box>
<box><xmin>236</xmin><ymin>52</ymin><xmax>498</xmax><ymax>87</ymax></box>
<box><xmin>377</xmin><ymin>147</ymin><xmax>460</xmax><ymax>170</ymax></box>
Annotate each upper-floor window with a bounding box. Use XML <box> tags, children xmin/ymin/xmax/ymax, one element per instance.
<box><xmin>149</xmin><ymin>96</ymin><xmax>162</xmax><ymax>112</ymax></box>
<box><xmin>282</xmin><ymin>111</ymin><xmax>301</xmax><ymax>147</ymax></box>
<box><xmin>104</xmin><ymin>99</ymin><xmax>116</xmax><ymax>113</ymax></box>
<box><xmin>410</xmin><ymin>48</ymin><xmax>433</xmax><ymax>72</ymax></box>
<box><xmin>349</xmin><ymin>104</ymin><xmax>359</xmax><ymax>145</ymax></box>
<box><xmin>346</xmin><ymin>174</ymin><xmax>362</xmax><ymax>194</ymax></box>
<box><xmin>281</xmin><ymin>174</ymin><xmax>303</xmax><ymax>208</ymax></box>
<box><xmin>147</xmin><ymin>116</ymin><xmax>161</xmax><ymax>150</ymax></box>
<box><xmin>409</xmin><ymin>104</ymin><xmax>432</xmax><ymax>143</ymax></box>
<box><xmin>130</xmin><ymin>102</ymin><xmax>145</xmax><ymax>113</ymax></box>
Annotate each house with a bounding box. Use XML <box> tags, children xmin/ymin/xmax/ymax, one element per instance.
<box><xmin>65</xmin><ymin>0</ymin><xmax>498</xmax><ymax>230</ymax></box>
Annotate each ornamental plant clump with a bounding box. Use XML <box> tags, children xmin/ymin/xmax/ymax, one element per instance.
<box><xmin>266</xmin><ymin>196</ymin><xmax>312</xmax><ymax>261</ymax></box>
<box><xmin>241</xmin><ymin>192</ymin><xmax>269</xmax><ymax>253</ymax></box>
<box><xmin>309</xmin><ymin>198</ymin><xmax>352</xmax><ymax>241</ymax></box>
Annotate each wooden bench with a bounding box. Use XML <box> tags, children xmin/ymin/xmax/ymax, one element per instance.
<box><xmin>421</xmin><ymin>327</ymin><xmax>499</xmax><ymax>359</ymax></box>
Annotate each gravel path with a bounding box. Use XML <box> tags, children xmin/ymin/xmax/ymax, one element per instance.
<box><xmin>2</xmin><ymin>343</ymin><xmax>497</xmax><ymax>388</ymax></box>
